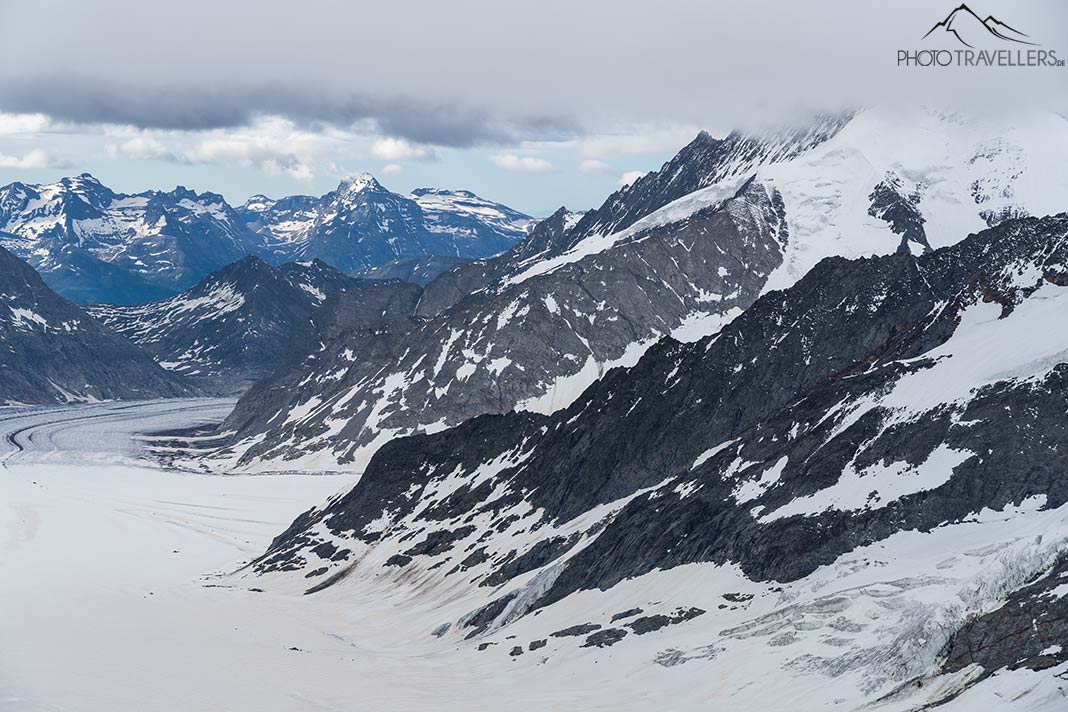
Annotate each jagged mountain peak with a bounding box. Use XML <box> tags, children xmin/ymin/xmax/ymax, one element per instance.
<box><xmin>47</xmin><ymin>173</ymin><xmax>115</xmax><ymax>205</ymax></box>
<box><xmin>242</xmin><ymin>193</ymin><xmax>275</xmax><ymax>209</ymax></box>
<box><xmin>164</xmin><ymin>184</ymin><xmax>220</xmax><ymax>201</ymax></box>
<box><xmin>61</xmin><ymin>172</ymin><xmax>105</xmax><ymax>188</ymax></box>
<box><xmin>211</xmin><ymin>253</ymin><xmax>273</xmax><ymax>280</ymax></box>
<box><xmin>564</xmin><ymin>112</ymin><xmax>853</xmax><ymax>245</ymax></box>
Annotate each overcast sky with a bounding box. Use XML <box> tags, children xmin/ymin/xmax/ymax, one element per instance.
<box><xmin>0</xmin><ymin>0</ymin><xmax>1065</xmax><ymax>214</ymax></box>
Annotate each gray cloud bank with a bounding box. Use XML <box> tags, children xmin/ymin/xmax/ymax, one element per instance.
<box><xmin>1</xmin><ymin>0</ymin><xmax>1065</xmax><ymax>144</ymax></box>
<box><xmin>0</xmin><ymin>77</ymin><xmax>578</xmax><ymax>146</ymax></box>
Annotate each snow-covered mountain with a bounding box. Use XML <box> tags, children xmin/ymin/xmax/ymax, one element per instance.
<box><xmin>195</xmin><ymin>107</ymin><xmax>1068</xmax><ymax>473</ymax></box>
<box><xmin>86</xmin><ymin>257</ymin><xmax>391</xmax><ymax>395</ymax></box>
<box><xmin>0</xmin><ymin>245</ymin><xmax>194</xmax><ymax>405</ymax></box>
<box><xmin>0</xmin><ymin>174</ymin><xmax>265</xmax><ymax>305</ymax></box>
<box><xmin>238</xmin><ymin>175</ymin><xmax>534</xmax><ymax>273</ymax></box>
<box><xmin>410</xmin><ymin>187</ymin><xmax>536</xmax><ymax>240</ymax></box>
<box><xmin>247</xmin><ymin>213</ymin><xmax>1068</xmax><ymax>709</ymax></box>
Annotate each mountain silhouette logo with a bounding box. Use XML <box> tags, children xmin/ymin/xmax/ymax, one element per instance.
<box><xmin>923</xmin><ymin>4</ymin><xmax>1037</xmax><ymax>48</ymax></box>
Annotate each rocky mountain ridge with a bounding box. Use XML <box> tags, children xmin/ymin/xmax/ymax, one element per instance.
<box><xmin>0</xmin><ymin>245</ymin><xmax>194</xmax><ymax>405</ymax></box>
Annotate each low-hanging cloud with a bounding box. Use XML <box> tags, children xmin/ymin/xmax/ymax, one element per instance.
<box><xmin>371</xmin><ymin>138</ymin><xmax>438</xmax><ymax>162</ymax></box>
<box><xmin>0</xmin><ymin>76</ymin><xmax>580</xmax><ymax>148</ymax></box>
<box><xmin>0</xmin><ymin>0</ymin><xmax>1065</xmax><ymax>162</ymax></box>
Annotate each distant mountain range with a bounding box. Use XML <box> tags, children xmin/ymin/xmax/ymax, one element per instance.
<box><xmin>238</xmin><ymin>175</ymin><xmax>534</xmax><ymax>274</ymax></box>
<box><xmin>0</xmin><ymin>174</ymin><xmax>533</xmax><ymax>305</ymax></box>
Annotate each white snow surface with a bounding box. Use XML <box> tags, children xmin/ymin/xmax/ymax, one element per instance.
<box><xmin>761</xmin><ymin>107</ymin><xmax>1068</xmax><ymax>292</ymax></box>
<box><xmin>411</xmin><ymin>188</ymin><xmax>536</xmax><ymax>237</ymax></box>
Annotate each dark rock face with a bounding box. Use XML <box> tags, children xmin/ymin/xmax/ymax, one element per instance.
<box><xmin>87</xmin><ymin>257</ymin><xmax>384</xmax><ymax>395</ymax></box>
<box><xmin>0</xmin><ymin>245</ymin><xmax>194</xmax><ymax>404</ymax></box>
<box><xmin>253</xmin><ymin>214</ymin><xmax>1068</xmax><ymax>649</ymax></box>
<box><xmin>210</xmin><ymin>177</ymin><xmax>791</xmax><ymax>471</ymax></box>
<box><xmin>583</xmin><ymin>628</ymin><xmax>627</xmax><ymax>648</ymax></box>
<box><xmin>216</xmin><ymin>278</ymin><xmax>423</xmax><ymax>433</ymax></box>
<box><xmin>0</xmin><ymin>174</ymin><xmax>266</xmax><ymax>304</ymax></box>
<box><xmin>941</xmin><ymin>554</ymin><xmax>1068</xmax><ymax>679</ymax></box>
<box><xmin>610</xmin><ymin>608</ymin><xmax>643</xmax><ymax>623</ymax></box>
<box><xmin>238</xmin><ymin>176</ymin><xmax>532</xmax><ymax>274</ymax></box>
<box><xmin>868</xmin><ymin>172</ymin><xmax>930</xmax><ymax>254</ymax></box>
<box><xmin>552</xmin><ymin>624</ymin><xmax>601</xmax><ymax>638</ymax></box>
<box><xmin>626</xmin><ymin>608</ymin><xmax>705</xmax><ymax>635</ymax></box>
<box><xmin>354</xmin><ymin>254</ymin><xmax>467</xmax><ymax>286</ymax></box>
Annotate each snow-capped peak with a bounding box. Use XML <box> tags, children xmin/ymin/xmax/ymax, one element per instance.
<box><xmin>62</xmin><ymin>172</ymin><xmax>105</xmax><ymax>189</ymax></box>
<box><xmin>241</xmin><ymin>194</ymin><xmax>277</xmax><ymax>214</ymax></box>
<box><xmin>411</xmin><ymin>187</ymin><xmax>477</xmax><ymax>199</ymax></box>
<box><xmin>336</xmin><ymin>173</ymin><xmax>384</xmax><ymax>196</ymax></box>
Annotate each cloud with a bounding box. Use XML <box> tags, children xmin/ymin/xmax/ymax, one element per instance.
<box><xmin>108</xmin><ymin>136</ymin><xmax>177</xmax><ymax>161</ymax></box>
<box><xmin>0</xmin><ymin>148</ymin><xmax>68</xmax><ymax>169</ymax></box>
<box><xmin>371</xmin><ymin>138</ymin><xmax>437</xmax><ymax>162</ymax></box>
<box><xmin>0</xmin><ymin>77</ymin><xmax>580</xmax><ymax>148</ymax></box>
<box><xmin>380</xmin><ymin>163</ymin><xmax>403</xmax><ymax>175</ymax></box>
<box><xmin>578</xmin><ymin>159</ymin><xmax>614</xmax><ymax>174</ymax></box>
<box><xmin>569</xmin><ymin>125</ymin><xmax>705</xmax><ymax>158</ymax></box>
<box><xmin>98</xmin><ymin>117</ymin><xmax>344</xmax><ymax>181</ymax></box>
<box><xmin>281</xmin><ymin>162</ymin><xmax>314</xmax><ymax>181</ymax></box>
<box><xmin>617</xmin><ymin>170</ymin><xmax>646</xmax><ymax>187</ymax></box>
<box><xmin>184</xmin><ymin>136</ymin><xmax>314</xmax><ymax>180</ymax></box>
<box><xmin>491</xmin><ymin>153</ymin><xmax>554</xmax><ymax>173</ymax></box>
<box><xmin>0</xmin><ymin>112</ymin><xmax>54</xmax><ymax>135</ymax></box>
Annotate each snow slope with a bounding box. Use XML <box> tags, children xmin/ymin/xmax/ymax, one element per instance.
<box><xmin>762</xmin><ymin>107</ymin><xmax>1068</xmax><ymax>291</ymax></box>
